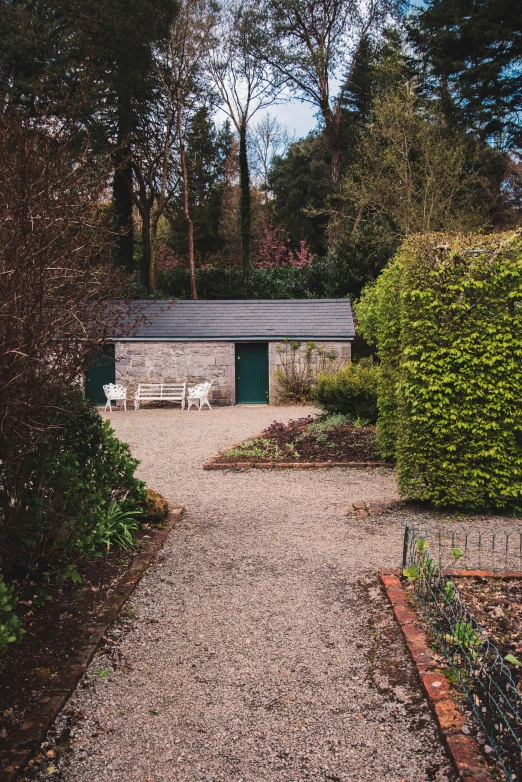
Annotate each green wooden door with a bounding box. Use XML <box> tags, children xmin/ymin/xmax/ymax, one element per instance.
<box><xmin>235</xmin><ymin>343</ymin><xmax>269</xmax><ymax>404</ymax></box>
<box><xmin>85</xmin><ymin>345</ymin><xmax>115</xmax><ymax>405</ymax></box>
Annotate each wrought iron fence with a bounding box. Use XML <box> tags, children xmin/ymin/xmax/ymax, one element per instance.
<box><xmin>403</xmin><ymin>524</ymin><xmax>522</xmax><ymax>573</ymax></box>
<box><xmin>403</xmin><ymin>525</ymin><xmax>522</xmax><ymax>780</ymax></box>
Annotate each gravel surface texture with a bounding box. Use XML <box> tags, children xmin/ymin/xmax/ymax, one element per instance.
<box><xmin>32</xmin><ymin>405</ymin><xmax>472</xmax><ymax>782</ymax></box>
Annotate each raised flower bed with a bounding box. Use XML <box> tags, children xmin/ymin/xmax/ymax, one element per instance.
<box><xmin>204</xmin><ymin>415</ymin><xmax>392</xmax><ymax>469</ymax></box>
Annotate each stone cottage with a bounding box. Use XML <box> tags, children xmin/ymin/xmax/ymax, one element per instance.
<box><xmin>85</xmin><ymin>299</ymin><xmax>355</xmax><ymax>405</ymax></box>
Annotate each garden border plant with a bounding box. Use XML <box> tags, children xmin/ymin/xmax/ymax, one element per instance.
<box><xmin>203</xmin><ymin>417</ymin><xmax>390</xmax><ymax>470</ymax></box>
<box><xmin>273</xmin><ymin>338</ymin><xmax>349</xmax><ymax>403</ymax></box>
<box><xmin>0</xmin><ymin>506</ymin><xmax>184</xmax><ymax>782</ymax></box>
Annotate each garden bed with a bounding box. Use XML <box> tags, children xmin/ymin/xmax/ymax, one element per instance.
<box><xmin>211</xmin><ymin>415</ymin><xmax>390</xmax><ymax>465</ymax></box>
<box><xmin>453</xmin><ymin>577</ymin><xmax>522</xmax><ymax>689</ymax></box>
<box><xmin>381</xmin><ymin>569</ymin><xmax>500</xmax><ymax>782</ymax></box>
<box><xmin>401</xmin><ymin>526</ymin><xmax>522</xmax><ymax>781</ymax></box>
<box><xmin>0</xmin><ymin>513</ymin><xmax>180</xmax><ymax>770</ymax></box>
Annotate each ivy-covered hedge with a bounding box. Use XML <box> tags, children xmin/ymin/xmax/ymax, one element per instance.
<box><xmin>358</xmin><ymin>231</ymin><xmax>522</xmax><ymax>511</ymax></box>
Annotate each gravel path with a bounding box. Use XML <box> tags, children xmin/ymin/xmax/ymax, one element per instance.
<box><xmin>36</xmin><ymin>406</ymin><xmax>458</xmax><ymax>782</ymax></box>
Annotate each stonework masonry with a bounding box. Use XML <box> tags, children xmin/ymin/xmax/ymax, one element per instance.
<box><xmin>115</xmin><ymin>341</ymin><xmax>236</xmax><ymax>405</ymax></box>
<box><xmin>115</xmin><ymin>340</ymin><xmax>351</xmax><ymax>406</ymax></box>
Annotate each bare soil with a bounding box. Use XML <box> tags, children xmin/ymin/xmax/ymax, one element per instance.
<box><xmin>455</xmin><ymin>577</ymin><xmax>522</xmax><ymax>688</ymax></box>
<box><xmin>215</xmin><ymin>416</ymin><xmax>385</xmax><ymax>463</ymax></box>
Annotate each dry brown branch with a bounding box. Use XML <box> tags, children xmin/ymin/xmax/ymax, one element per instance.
<box><xmin>0</xmin><ymin>112</ymin><xmax>143</xmax><ymax>455</ymax></box>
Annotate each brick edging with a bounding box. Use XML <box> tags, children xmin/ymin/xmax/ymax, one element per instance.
<box><xmin>444</xmin><ymin>569</ymin><xmax>522</xmax><ymax>580</ymax></box>
<box><xmin>0</xmin><ymin>506</ymin><xmax>184</xmax><ymax>782</ymax></box>
<box><xmin>379</xmin><ymin>569</ymin><xmax>496</xmax><ymax>782</ymax></box>
<box><xmin>204</xmin><ymin>460</ymin><xmax>390</xmax><ymax>470</ymax></box>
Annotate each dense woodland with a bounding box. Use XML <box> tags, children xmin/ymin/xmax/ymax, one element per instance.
<box><xmin>1</xmin><ymin>0</ymin><xmax>521</xmax><ymax>302</ymax></box>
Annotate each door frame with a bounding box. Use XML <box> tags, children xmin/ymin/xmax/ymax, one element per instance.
<box><xmin>235</xmin><ymin>342</ymin><xmax>269</xmax><ymax>405</ymax></box>
<box><xmin>85</xmin><ymin>343</ymin><xmax>116</xmax><ymax>405</ymax></box>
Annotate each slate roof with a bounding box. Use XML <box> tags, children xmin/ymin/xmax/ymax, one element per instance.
<box><xmin>118</xmin><ymin>299</ymin><xmax>354</xmax><ymax>341</ymax></box>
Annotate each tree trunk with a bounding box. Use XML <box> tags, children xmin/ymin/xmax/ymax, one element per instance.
<box><xmin>112</xmin><ymin>109</ymin><xmax>134</xmax><ymax>272</ymax></box>
<box><xmin>177</xmin><ymin>89</ymin><xmax>198</xmax><ymax>300</ymax></box>
<box><xmin>323</xmin><ymin>106</ymin><xmax>342</xmax><ymax>250</ymax></box>
<box><xmin>238</xmin><ymin>121</ymin><xmax>251</xmax><ymax>296</ymax></box>
<box><xmin>140</xmin><ymin>209</ymin><xmax>153</xmax><ymax>292</ymax></box>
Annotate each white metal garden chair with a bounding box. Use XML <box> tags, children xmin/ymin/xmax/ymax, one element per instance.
<box><xmin>186</xmin><ymin>381</ymin><xmax>212</xmax><ymax>411</ymax></box>
<box><xmin>103</xmin><ymin>383</ymin><xmax>127</xmax><ymax>411</ymax></box>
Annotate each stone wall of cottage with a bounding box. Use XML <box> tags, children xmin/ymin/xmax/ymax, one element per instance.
<box><xmin>115</xmin><ymin>339</ymin><xmax>351</xmax><ymax>406</ymax></box>
<box><xmin>115</xmin><ymin>341</ymin><xmax>236</xmax><ymax>404</ymax></box>
<box><xmin>268</xmin><ymin>340</ymin><xmax>351</xmax><ymax>404</ymax></box>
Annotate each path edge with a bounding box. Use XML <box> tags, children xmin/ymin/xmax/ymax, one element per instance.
<box><xmin>204</xmin><ymin>460</ymin><xmax>390</xmax><ymax>470</ymax></box>
<box><xmin>0</xmin><ymin>506</ymin><xmax>184</xmax><ymax>782</ymax></box>
<box><xmin>379</xmin><ymin>568</ymin><xmax>496</xmax><ymax>782</ymax></box>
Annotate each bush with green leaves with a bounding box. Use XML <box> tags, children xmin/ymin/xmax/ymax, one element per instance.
<box><xmin>358</xmin><ymin>231</ymin><xmax>522</xmax><ymax>511</ymax></box>
<box><xmin>0</xmin><ymin>577</ymin><xmax>24</xmax><ymax>656</ymax></box>
<box><xmin>155</xmin><ymin>260</ymin><xmax>337</xmax><ymax>300</ymax></box>
<box><xmin>0</xmin><ymin>388</ymin><xmax>147</xmax><ymax>573</ymax></box>
<box><xmin>314</xmin><ymin>359</ymin><xmax>379</xmax><ymax>423</ymax></box>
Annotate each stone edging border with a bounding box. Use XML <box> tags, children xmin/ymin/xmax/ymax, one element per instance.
<box><xmin>0</xmin><ymin>506</ymin><xmax>184</xmax><ymax>782</ymax></box>
<box><xmin>204</xmin><ymin>460</ymin><xmax>390</xmax><ymax>470</ymax></box>
<box><xmin>379</xmin><ymin>568</ymin><xmax>497</xmax><ymax>782</ymax></box>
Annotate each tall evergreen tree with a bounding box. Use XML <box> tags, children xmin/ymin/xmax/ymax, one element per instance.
<box><xmin>168</xmin><ymin>109</ymin><xmax>234</xmax><ymax>262</ymax></box>
<box><xmin>408</xmin><ymin>0</ymin><xmax>522</xmax><ymax>148</ymax></box>
<box><xmin>0</xmin><ymin>0</ymin><xmax>178</xmax><ymax>273</ymax></box>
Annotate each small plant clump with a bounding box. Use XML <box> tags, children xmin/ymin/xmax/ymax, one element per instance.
<box><xmin>227</xmin><ymin>438</ymin><xmax>300</xmax><ymax>461</ymax></box>
<box><xmin>0</xmin><ymin>579</ymin><xmax>24</xmax><ymax>656</ymax></box>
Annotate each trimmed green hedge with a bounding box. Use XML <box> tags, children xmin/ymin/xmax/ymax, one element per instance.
<box><xmin>314</xmin><ymin>360</ymin><xmax>379</xmax><ymax>422</ymax></box>
<box><xmin>358</xmin><ymin>231</ymin><xmax>522</xmax><ymax>511</ymax></box>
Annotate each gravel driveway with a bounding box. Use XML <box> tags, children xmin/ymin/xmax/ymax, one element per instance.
<box><xmin>37</xmin><ymin>405</ymin><xmax>456</xmax><ymax>782</ymax></box>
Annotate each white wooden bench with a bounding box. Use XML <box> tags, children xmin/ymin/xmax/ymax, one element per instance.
<box><xmin>134</xmin><ymin>383</ymin><xmax>186</xmax><ymax>410</ymax></box>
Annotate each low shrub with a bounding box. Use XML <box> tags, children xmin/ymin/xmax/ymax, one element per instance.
<box><xmin>0</xmin><ymin>577</ymin><xmax>24</xmax><ymax>657</ymax></box>
<box><xmin>314</xmin><ymin>359</ymin><xmax>379</xmax><ymax>422</ymax></box>
<box><xmin>0</xmin><ymin>388</ymin><xmax>147</xmax><ymax>574</ymax></box>
<box><xmin>155</xmin><ymin>259</ymin><xmax>337</xmax><ymax>300</ymax></box>
<box><xmin>145</xmin><ymin>489</ymin><xmax>169</xmax><ymax>523</ymax></box>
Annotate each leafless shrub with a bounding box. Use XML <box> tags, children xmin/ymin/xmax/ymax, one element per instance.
<box><xmin>0</xmin><ymin>112</ymin><xmax>141</xmax><ymax>459</ymax></box>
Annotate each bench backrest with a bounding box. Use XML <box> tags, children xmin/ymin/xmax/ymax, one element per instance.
<box><xmin>136</xmin><ymin>383</ymin><xmax>186</xmax><ymax>399</ymax></box>
<box><xmin>188</xmin><ymin>381</ymin><xmax>212</xmax><ymax>398</ymax></box>
<box><xmin>103</xmin><ymin>383</ymin><xmax>126</xmax><ymax>399</ymax></box>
